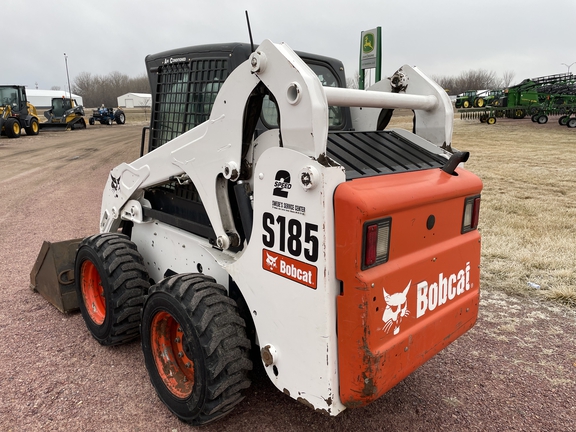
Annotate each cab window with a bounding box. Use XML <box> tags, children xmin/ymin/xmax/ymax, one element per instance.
<box><xmin>261</xmin><ymin>63</ymin><xmax>344</xmax><ymax>129</ymax></box>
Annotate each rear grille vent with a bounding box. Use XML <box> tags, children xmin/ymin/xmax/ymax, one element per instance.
<box><xmin>327</xmin><ymin>130</ymin><xmax>447</xmax><ymax>179</ymax></box>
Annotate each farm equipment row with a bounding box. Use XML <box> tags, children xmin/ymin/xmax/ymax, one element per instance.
<box><xmin>457</xmin><ymin>72</ymin><xmax>576</xmax><ymax>127</ymax></box>
<box><xmin>459</xmin><ymin>105</ymin><xmax>576</xmax><ymax>127</ymax></box>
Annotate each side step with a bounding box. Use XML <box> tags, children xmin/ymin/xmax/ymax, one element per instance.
<box><xmin>30</xmin><ymin>239</ymin><xmax>83</xmax><ymax>313</ymax></box>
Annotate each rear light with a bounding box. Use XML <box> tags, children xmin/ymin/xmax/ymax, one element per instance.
<box><xmin>362</xmin><ymin>218</ymin><xmax>391</xmax><ymax>269</ymax></box>
<box><xmin>462</xmin><ymin>195</ymin><xmax>481</xmax><ymax>233</ymax></box>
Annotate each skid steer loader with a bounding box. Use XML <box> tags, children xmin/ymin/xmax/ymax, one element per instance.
<box><xmin>30</xmin><ymin>40</ymin><xmax>482</xmax><ymax>424</ymax></box>
<box><xmin>39</xmin><ymin>96</ymin><xmax>87</xmax><ymax>130</ymax></box>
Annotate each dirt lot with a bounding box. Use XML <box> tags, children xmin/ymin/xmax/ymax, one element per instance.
<box><xmin>0</xmin><ymin>117</ymin><xmax>575</xmax><ymax>431</ymax></box>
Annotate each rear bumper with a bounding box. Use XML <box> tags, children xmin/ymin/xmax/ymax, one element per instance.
<box><xmin>336</xmin><ymin>234</ymin><xmax>480</xmax><ymax>407</ymax></box>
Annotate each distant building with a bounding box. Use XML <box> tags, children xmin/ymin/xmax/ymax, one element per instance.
<box><xmin>26</xmin><ymin>89</ymin><xmax>84</xmax><ymax>109</ymax></box>
<box><xmin>117</xmin><ymin>92</ymin><xmax>151</xmax><ymax>108</ymax></box>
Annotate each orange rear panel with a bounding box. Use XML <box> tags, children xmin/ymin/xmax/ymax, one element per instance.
<box><xmin>334</xmin><ymin>167</ymin><xmax>482</xmax><ymax>408</ymax></box>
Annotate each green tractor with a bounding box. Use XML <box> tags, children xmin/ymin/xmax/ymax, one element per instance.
<box><xmin>474</xmin><ymin>89</ymin><xmax>504</xmax><ymax>107</ymax></box>
<box><xmin>455</xmin><ymin>90</ymin><xmax>481</xmax><ymax>108</ymax></box>
<box><xmin>0</xmin><ymin>85</ymin><xmax>40</xmax><ymax>138</ymax></box>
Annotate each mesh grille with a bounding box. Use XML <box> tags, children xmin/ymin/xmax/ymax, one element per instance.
<box><xmin>150</xmin><ymin>58</ymin><xmax>228</xmax><ymax>151</ymax></box>
<box><xmin>327</xmin><ymin>130</ymin><xmax>447</xmax><ymax>180</ymax></box>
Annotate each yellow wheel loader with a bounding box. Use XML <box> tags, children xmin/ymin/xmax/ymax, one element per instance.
<box><xmin>0</xmin><ymin>85</ymin><xmax>40</xmax><ymax>138</ymax></box>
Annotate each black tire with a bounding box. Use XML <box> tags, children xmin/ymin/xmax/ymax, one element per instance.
<box><xmin>531</xmin><ymin>115</ymin><xmax>538</xmax><ymax>122</ymax></box>
<box><xmin>106</xmin><ymin>117</ymin><xmax>113</xmax><ymax>125</ymax></box>
<box><xmin>89</xmin><ymin>117</ymin><xmax>95</xmax><ymax>125</ymax></box>
<box><xmin>567</xmin><ymin>118</ymin><xmax>576</xmax><ymax>128</ymax></box>
<box><xmin>25</xmin><ymin>118</ymin><xmax>40</xmax><ymax>135</ymax></box>
<box><xmin>559</xmin><ymin>115</ymin><xmax>569</xmax><ymax>125</ymax></box>
<box><xmin>487</xmin><ymin>116</ymin><xmax>496</xmax><ymax>125</ymax></box>
<box><xmin>514</xmin><ymin>109</ymin><xmax>526</xmax><ymax>119</ymax></box>
<box><xmin>115</xmin><ymin>111</ymin><xmax>126</xmax><ymax>125</ymax></box>
<box><xmin>141</xmin><ymin>273</ymin><xmax>252</xmax><ymax>425</ymax></box>
<box><xmin>5</xmin><ymin>118</ymin><xmax>21</xmax><ymax>138</ymax></box>
<box><xmin>537</xmin><ymin>115</ymin><xmax>548</xmax><ymax>124</ymax></box>
<box><xmin>75</xmin><ymin>233</ymin><xmax>150</xmax><ymax>346</ymax></box>
<box><xmin>475</xmin><ymin>98</ymin><xmax>485</xmax><ymax>108</ymax></box>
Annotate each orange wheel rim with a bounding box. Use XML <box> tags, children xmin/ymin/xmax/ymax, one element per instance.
<box><xmin>80</xmin><ymin>260</ymin><xmax>106</xmax><ymax>325</ymax></box>
<box><xmin>151</xmin><ymin>311</ymin><xmax>194</xmax><ymax>398</ymax></box>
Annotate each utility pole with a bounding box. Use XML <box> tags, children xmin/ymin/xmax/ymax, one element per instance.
<box><xmin>64</xmin><ymin>53</ymin><xmax>72</xmax><ymax>99</ymax></box>
<box><xmin>561</xmin><ymin>62</ymin><xmax>575</xmax><ymax>74</ymax></box>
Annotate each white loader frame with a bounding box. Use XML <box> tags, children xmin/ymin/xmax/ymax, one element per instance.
<box><xmin>99</xmin><ymin>40</ymin><xmax>454</xmax><ymax>414</ymax></box>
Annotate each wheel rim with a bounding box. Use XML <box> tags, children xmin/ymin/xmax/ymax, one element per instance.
<box><xmin>488</xmin><ymin>117</ymin><xmax>495</xmax><ymax>124</ymax></box>
<box><xmin>13</xmin><ymin>122</ymin><xmax>20</xmax><ymax>135</ymax></box>
<box><xmin>32</xmin><ymin>121</ymin><xmax>39</xmax><ymax>133</ymax></box>
<box><xmin>80</xmin><ymin>260</ymin><xmax>106</xmax><ymax>325</ymax></box>
<box><xmin>151</xmin><ymin>311</ymin><xmax>194</xmax><ymax>399</ymax></box>
<box><xmin>478</xmin><ymin>99</ymin><xmax>484</xmax><ymax>107</ymax></box>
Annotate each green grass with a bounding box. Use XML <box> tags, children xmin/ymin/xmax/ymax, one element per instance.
<box><xmin>390</xmin><ymin>113</ymin><xmax>576</xmax><ymax>308</ymax></box>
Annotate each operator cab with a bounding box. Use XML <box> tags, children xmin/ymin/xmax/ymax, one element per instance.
<box><xmin>143</xmin><ymin>42</ymin><xmax>353</xmax><ymax>153</ymax></box>
<box><xmin>0</xmin><ymin>85</ymin><xmax>27</xmax><ymax>112</ymax></box>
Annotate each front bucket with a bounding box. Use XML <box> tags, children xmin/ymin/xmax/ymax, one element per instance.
<box><xmin>30</xmin><ymin>239</ymin><xmax>83</xmax><ymax>313</ymax></box>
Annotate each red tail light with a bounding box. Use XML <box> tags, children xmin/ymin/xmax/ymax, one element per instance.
<box><xmin>362</xmin><ymin>218</ymin><xmax>391</xmax><ymax>269</ymax></box>
<box><xmin>462</xmin><ymin>195</ymin><xmax>481</xmax><ymax>233</ymax></box>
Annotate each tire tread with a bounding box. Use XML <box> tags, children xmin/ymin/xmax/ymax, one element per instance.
<box><xmin>146</xmin><ymin>274</ymin><xmax>252</xmax><ymax>425</ymax></box>
<box><xmin>77</xmin><ymin>233</ymin><xmax>149</xmax><ymax>345</ymax></box>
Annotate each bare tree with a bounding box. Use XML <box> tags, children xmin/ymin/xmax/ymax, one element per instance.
<box><xmin>138</xmin><ymin>98</ymin><xmax>151</xmax><ymax>121</ymax></box>
<box><xmin>346</xmin><ymin>71</ymin><xmax>360</xmax><ymax>89</ymax></box>
<box><xmin>501</xmin><ymin>70</ymin><xmax>516</xmax><ymax>88</ymax></box>
<box><xmin>72</xmin><ymin>72</ymin><xmax>151</xmax><ymax>108</ymax></box>
<box><xmin>433</xmin><ymin>69</ymin><xmax>503</xmax><ymax>95</ymax></box>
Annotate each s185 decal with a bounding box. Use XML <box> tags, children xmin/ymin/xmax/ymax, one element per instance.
<box><xmin>262</xmin><ymin>212</ymin><xmax>319</xmax><ymax>262</ymax></box>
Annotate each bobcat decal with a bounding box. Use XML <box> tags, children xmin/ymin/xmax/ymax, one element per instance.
<box><xmin>265</xmin><ymin>252</ymin><xmax>278</xmax><ymax>270</ymax></box>
<box><xmin>382</xmin><ymin>281</ymin><xmax>411</xmax><ymax>335</ymax></box>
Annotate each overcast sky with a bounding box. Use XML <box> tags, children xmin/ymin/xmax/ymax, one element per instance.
<box><xmin>4</xmin><ymin>0</ymin><xmax>576</xmax><ymax>91</ymax></box>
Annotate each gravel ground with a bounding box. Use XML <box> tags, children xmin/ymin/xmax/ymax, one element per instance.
<box><xmin>0</xmin><ymin>123</ymin><xmax>575</xmax><ymax>431</ymax></box>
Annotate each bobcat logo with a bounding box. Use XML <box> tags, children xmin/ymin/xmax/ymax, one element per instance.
<box><xmin>265</xmin><ymin>252</ymin><xmax>278</xmax><ymax>270</ymax></box>
<box><xmin>382</xmin><ymin>281</ymin><xmax>411</xmax><ymax>335</ymax></box>
<box><xmin>110</xmin><ymin>173</ymin><xmax>121</xmax><ymax>198</ymax></box>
